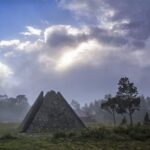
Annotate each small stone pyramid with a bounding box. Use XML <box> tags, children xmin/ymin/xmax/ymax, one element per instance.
<box><xmin>20</xmin><ymin>90</ymin><xmax>85</xmax><ymax>133</ymax></box>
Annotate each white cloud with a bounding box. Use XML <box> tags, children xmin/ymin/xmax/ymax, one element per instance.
<box><xmin>55</xmin><ymin>40</ymin><xmax>102</xmax><ymax>71</ymax></box>
<box><xmin>0</xmin><ymin>24</ymin><xmax>148</xmax><ymax>74</ymax></box>
<box><xmin>0</xmin><ymin>39</ymin><xmax>44</xmax><ymax>54</ymax></box>
<box><xmin>16</xmin><ymin>39</ymin><xmax>44</xmax><ymax>52</ymax></box>
<box><xmin>0</xmin><ymin>62</ymin><xmax>13</xmax><ymax>78</ymax></box>
<box><xmin>4</xmin><ymin>51</ymin><xmax>15</xmax><ymax>58</ymax></box>
<box><xmin>21</xmin><ymin>26</ymin><xmax>42</xmax><ymax>36</ymax></box>
<box><xmin>0</xmin><ymin>40</ymin><xmax>20</xmax><ymax>47</ymax></box>
<box><xmin>58</xmin><ymin>0</ymin><xmax>98</xmax><ymax>17</ymax></box>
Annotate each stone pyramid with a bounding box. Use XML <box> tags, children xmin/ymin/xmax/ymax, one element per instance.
<box><xmin>20</xmin><ymin>90</ymin><xmax>85</xmax><ymax>133</ymax></box>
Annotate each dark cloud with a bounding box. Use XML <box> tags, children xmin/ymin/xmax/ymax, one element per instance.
<box><xmin>45</xmin><ymin>25</ymin><xmax>88</xmax><ymax>49</ymax></box>
<box><xmin>107</xmin><ymin>0</ymin><xmax>150</xmax><ymax>46</ymax></box>
<box><xmin>59</xmin><ymin>0</ymin><xmax>150</xmax><ymax>48</ymax></box>
<box><xmin>89</xmin><ymin>27</ymin><xmax>128</xmax><ymax>47</ymax></box>
<box><xmin>46</xmin><ymin>28</ymin><xmax>76</xmax><ymax>48</ymax></box>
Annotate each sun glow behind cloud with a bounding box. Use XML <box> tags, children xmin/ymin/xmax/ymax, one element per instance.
<box><xmin>55</xmin><ymin>40</ymin><xmax>101</xmax><ymax>71</ymax></box>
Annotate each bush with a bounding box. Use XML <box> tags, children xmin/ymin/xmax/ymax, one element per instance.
<box><xmin>113</xmin><ymin>125</ymin><xmax>150</xmax><ymax>141</ymax></box>
<box><xmin>0</xmin><ymin>133</ymin><xmax>17</xmax><ymax>140</ymax></box>
<box><xmin>128</xmin><ymin>125</ymin><xmax>150</xmax><ymax>141</ymax></box>
<box><xmin>53</xmin><ymin>131</ymin><xmax>67</xmax><ymax>139</ymax></box>
<box><xmin>113</xmin><ymin>126</ymin><xmax>129</xmax><ymax>135</ymax></box>
<box><xmin>52</xmin><ymin>125</ymin><xmax>150</xmax><ymax>141</ymax></box>
<box><xmin>80</xmin><ymin>127</ymin><xmax>108</xmax><ymax>139</ymax></box>
<box><xmin>52</xmin><ymin>127</ymin><xmax>111</xmax><ymax>141</ymax></box>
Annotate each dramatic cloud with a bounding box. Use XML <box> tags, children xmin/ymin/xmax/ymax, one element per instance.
<box><xmin>0</xmin><ymin>21</ymin><xmax>149</xmax><ymax>102</ymax></box>
<box><xmin>1</xmin><ymin>0</ymin><xmax>150</xmax><ymax>104</ymax></box>
<box><xmin>58</xmin><ymin>0</ymin><xmax>150</xmax><ymax>48</ymax></box>
<box><xmin>44</xmin><ymin>25</ymin><xmax>89</xmax><ymax>49</ymax></box>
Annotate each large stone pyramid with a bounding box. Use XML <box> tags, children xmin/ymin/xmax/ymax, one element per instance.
<box><xmin>20</xmin><ymin>90</ymin><xmax>85</xmax><ymax>133</ymax></box>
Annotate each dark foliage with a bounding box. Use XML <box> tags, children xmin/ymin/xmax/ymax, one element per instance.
<box><xmin>116</xmin><ymin>77</ymin><xmax>141</xmax><ymax>126</ymax></box>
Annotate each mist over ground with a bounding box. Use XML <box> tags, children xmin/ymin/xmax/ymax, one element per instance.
<box><xmin>0</xmin><ymin>95</ymin><xmax>29</xmax><ymax>123</ymax></box>
<box><xmin>0</xmin><ymin>92</ymin><xmax>149</xmax><ymax>126</ymax></box>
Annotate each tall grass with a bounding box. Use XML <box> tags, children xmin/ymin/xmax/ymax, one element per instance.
<box><xmin>52</xmin><ymin>125</ymin><xmax>150</xmax><ymax>141</ymax></box>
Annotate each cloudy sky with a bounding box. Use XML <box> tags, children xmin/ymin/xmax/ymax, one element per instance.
<box><xmin>0</xmin><ymin>0</ymin><xmax>150</xmax><ymax>104</ymax></box>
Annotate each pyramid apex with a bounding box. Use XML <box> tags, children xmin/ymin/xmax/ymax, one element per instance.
<box><xmin>49</xmin><ymin>90</ymin><xmax>57</xmax><ymax>94</ymax></box>
<box><xmin>44</xmin><ymin>90</ymin><xmax>56</xmax><ymax>97</ymax></box>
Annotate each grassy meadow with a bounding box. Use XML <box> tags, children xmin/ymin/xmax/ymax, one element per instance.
<box><xmin>0</xmin><ymin>123</ymin><xmax>149</xmax><ymax>150</ymax></box>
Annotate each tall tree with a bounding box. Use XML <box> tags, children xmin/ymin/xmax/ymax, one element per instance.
<box><xmin>101</xmin><ymin>95</ymin><xmax>117</xmax><ymax>126</ymax></box>
<box><xmin>116</xmin><ymin>77</ymin><xmax>141</xmax><ymax>126</ymax></box>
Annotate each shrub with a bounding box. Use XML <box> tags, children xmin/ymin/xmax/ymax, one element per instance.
<box><xmin>52</xmin><ymin>125</ymin><xmax>150</xmax><ymax>141</ymax></box>
<box><xmin>0</xmin><ymin>133</ymin><xmax>17</xmax><ymax>140</ymax></box>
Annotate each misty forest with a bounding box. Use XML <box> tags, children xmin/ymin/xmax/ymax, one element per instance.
<box><xmin>71</xmin><ymin>77</ymin><xmax>150</xmax><ymax>126</ymax></box>
<box><xmin>0</xmin><ymin>77</ymin><xmax>150</xmax><ymax>150</ymax></box>
<box><xmin>1</xmin><ymin>77</ymin><xmax>150</xmax><ymax>126</ymax></box>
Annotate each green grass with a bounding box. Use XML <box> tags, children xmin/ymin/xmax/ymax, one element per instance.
<box><xmin>0</xmin><ymin>123</ymin><xmax>149</xmax><ymax>150</ymax></box>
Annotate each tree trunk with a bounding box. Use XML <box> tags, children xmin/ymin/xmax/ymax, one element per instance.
<box><xmin>129</xmin><ymin>112</ymin><xmax>133</xmax><ymax>126</ymax></box>
<box><xmin>112</xmin><ymin>110</ymin><xmax>116</xmax><ymax>126</ymax></box>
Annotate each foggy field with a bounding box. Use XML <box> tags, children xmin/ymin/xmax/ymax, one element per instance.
<box><xmin>0</xmin><ymin>123</ymin><xmax>149</xmax><ymax>150</ymax></box>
